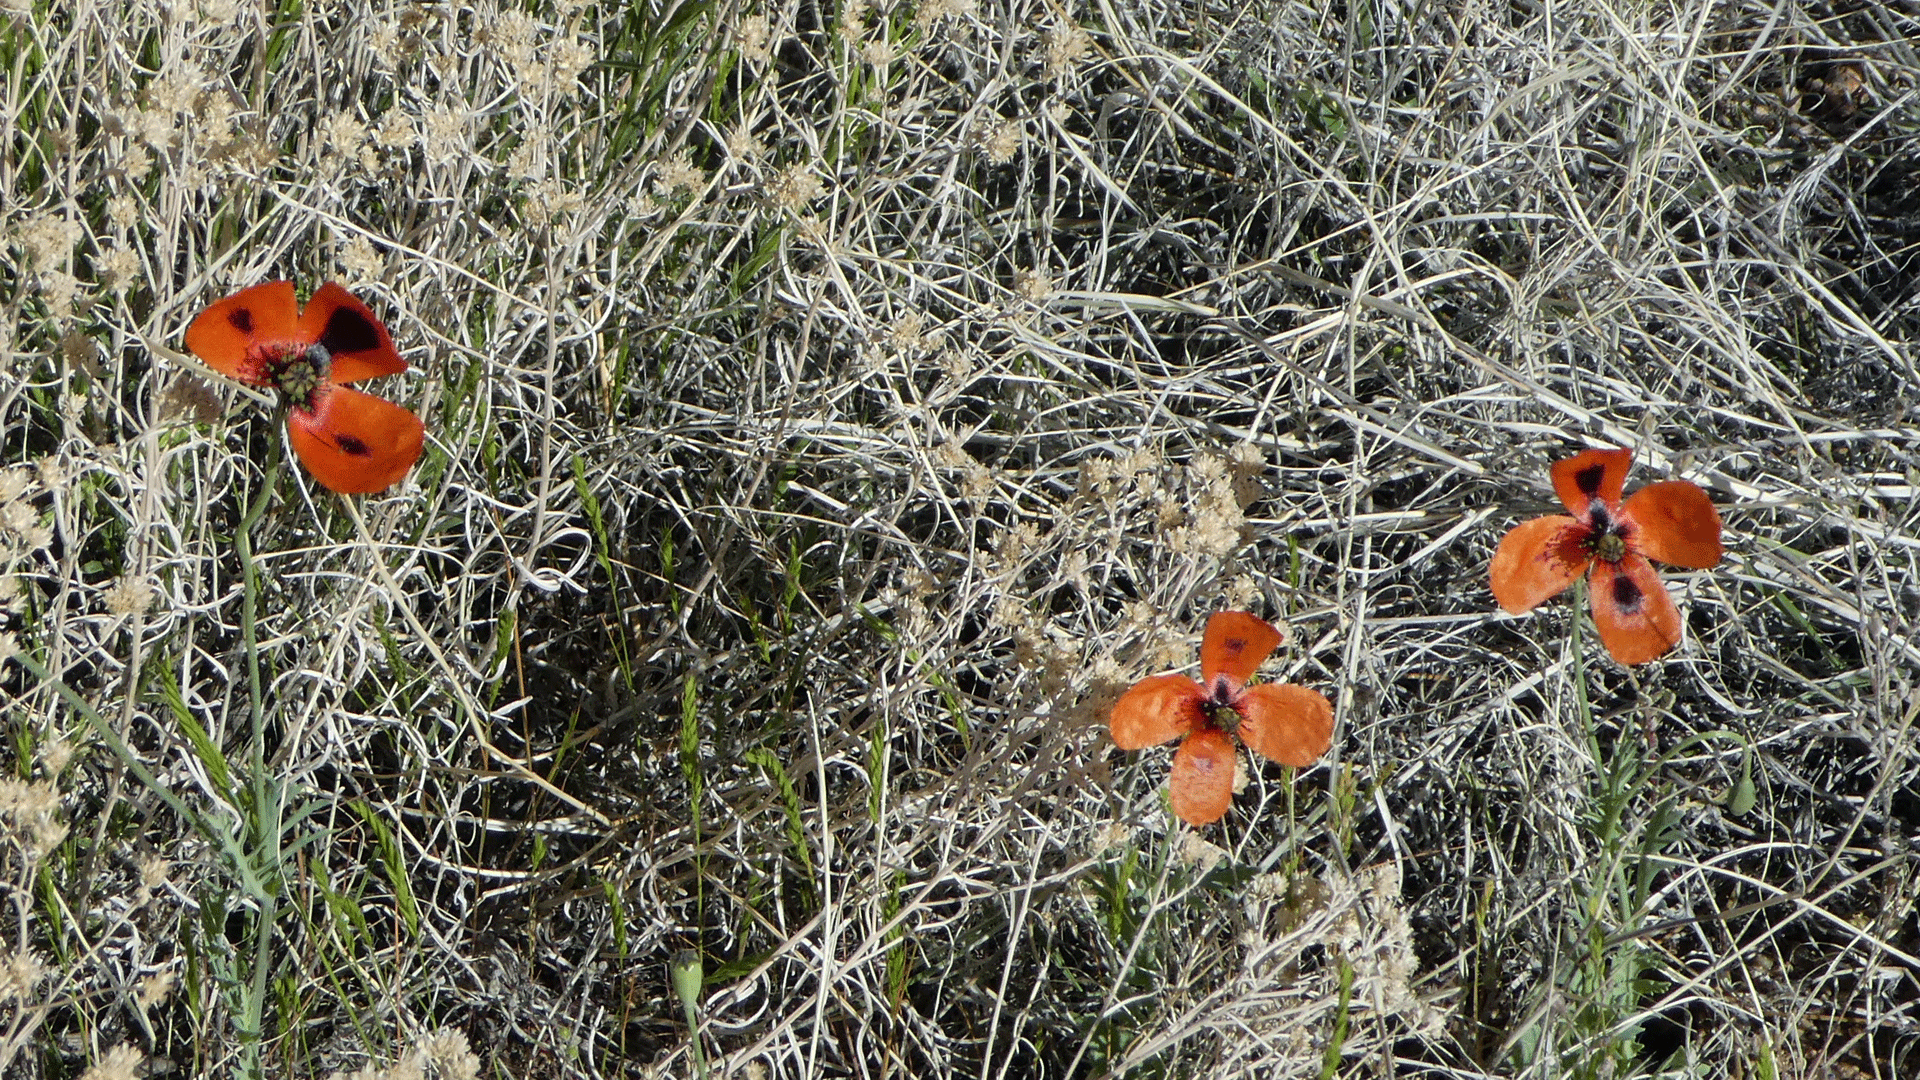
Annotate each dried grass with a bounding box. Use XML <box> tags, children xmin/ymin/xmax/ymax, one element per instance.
<box><xmin>2</xmin><ymin>0</ymin><xmax>1917</xmax><ymax>1077</ymax></box>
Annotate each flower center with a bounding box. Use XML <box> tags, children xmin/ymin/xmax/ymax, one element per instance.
<box><xmin>1584</xmin><ymin>502</ymin><xmax>1630</xmax><ymax>563</ymax></box>
<box><xmin>264</xmin><ymin>344</ymin><xmax>332</xmax><ymax>407</ymax></box>
<box><xmin>1202</xmin><ymin>678</ymin><xmax>1241</xmax><ymax>735</ymax></box>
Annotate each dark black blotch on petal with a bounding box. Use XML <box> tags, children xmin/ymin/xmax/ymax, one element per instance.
<box><xmin>1611</xmin><ymin>572</ymin><xmax>1644</xmax><ymax>612</ymax></box>
<box><xmin>228</xmin><ymin>308</ymin><xmax>254</xmax><ymax>335</ymax></box>
<box><xmin>318</xmin><ymin>305</ymin><xmax>382</xmax><ymax>356</ymax></box>
<box><xmin>1575</xmin><ymin>463</ymin><xmax>1606</xmax><ymax>497</ymax></box>
<box><xmin>334</xmin><ymin>434</ymin><xmax>371</xmax><ymax>457</ymax></box>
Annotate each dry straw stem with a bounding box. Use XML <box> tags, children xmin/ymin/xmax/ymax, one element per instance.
<box><xmin>2</xmin><ymin>0</ymin><xmax>1918</xmax><ymax>1077</ymax></box>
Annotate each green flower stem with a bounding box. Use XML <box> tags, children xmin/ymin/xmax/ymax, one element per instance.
<box><xmin>232</xmin><ymin>429</ymin><xmax>286</xmax><ymax>1079</ymax></box>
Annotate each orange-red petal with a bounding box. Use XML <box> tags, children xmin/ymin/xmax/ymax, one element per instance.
<box><xmin>1169</xmin><ymin>729</ymin><xmax>1236</xmax><ymax>826</ymax></box>
<box><xmin>184</xmin><ymin>281</ymin><xmax>300</xmax><ymax>383</ymax></box>
<box><xmin>286</xmin><ymin>386</ymin><xmax>426</xmax><ymax>494</ymax></box>
<box><xmin>1490</xmin><ymin>515</ymin><xmax>1592</xmax><ymax>614</ymax></box>
<box><xmin>1551</xmin><ymin>448</ymin><xmax>1631</xmax><ymax>517</ymax></box>
<box><xmin>297</xmin><ymin>282</ymin><xmax>406</xmax><ymax>383</ymax></box>
<box><xmin>1199</xmin><ymin>611</ymin><xmax>1282</xmax><ymax>687</ymax></box>
<box><xmin>1624</xmin><ymin>480</ymin><xmax>1723</xmax><ymax>569</ymax></box>
<box><xmin>1588</xmin><ymin>554</ymin><xmax>1682</xmax><ymax>665</ymax></box>
<box><xmin>1109</xmin><ymin>674</ymin><xmax>1203</xmax><ymax>749</ymax></box>
<box><xmin>1237</xmin><ymin>683</ymin><xmax>1334</xmax><ymax>768</ymax></box>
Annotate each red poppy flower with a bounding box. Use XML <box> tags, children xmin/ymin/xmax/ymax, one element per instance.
<box><xmin>1490</xmin><ymin>447</ymin><xmax>1723</xmax><ymax>665</ymax></box>
<box><xmin>184</xmin><ymin>281</ymin><xmax>425</xmax><ymax>494</ymax></box>
<box><xmin>1109</xmin><ymin>611</ymin><xmax>1334</xmax><ymax>827</ymax></box>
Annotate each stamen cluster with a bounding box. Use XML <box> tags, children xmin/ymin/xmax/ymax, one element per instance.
<box><xmin>268</xmin><ymin>344</ymin><xmax>332</xmax><ymax>406</ymax></box>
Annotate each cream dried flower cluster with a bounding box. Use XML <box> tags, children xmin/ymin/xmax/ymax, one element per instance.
<box><xmin>329</xmin><ymin>1028</ymin><xmax>481</xmax><ymax>1080</ymax></box>
<box><xmin>10</xmin><ymin>213</ymin><xmax>84</xmax><ymax>318</ymax></box>
<box><xmin>0</xmin><ymin>777</ymin><xmax>67</xmax><ymax>866</ymax></box>
<box><xmin>977</xmin><ymin>116</ymin><xmax>1022</xmax><ymax>164</ymax></box>
<box><xmin>735</xmin><ymin>14</ymin><xmax>774</xmax><ymax>66</ymax></box>
<box><xmin>0</xmin><ymin>949</ymin><xmax>44</xmax><ymax>1005</ymax></box>
<box><xmin>766</xmin><ymin>161</ymin><xmax>825</xmax><ymax>212</ymax></box>
<box><xmin>1077</xmin><ymin>448</ymin><xmax>1260</xmax><ymax>563</ymax></box>
<box><xmin>477</xmin><ymin>6</ymin><xmax>595</xmax><ymax>89</ymax></box>
<box><xmin>1</xmin><ymin>466</ymin><xmax>49</xmax><ymax>667</ymax></box>
<box><xmin>1165</xmin><ymin>451</ymin><xmax>1258</xmax><ymax>560</ymax></box>
<box><xmin>916</xmin><ymin>0</ymin><xmax>977</xmax><ymax>30</ymax></box>
<box><xmin>1044</xmin><ymin>24</ymin><xmax>1094</xmax><ymax>78</ymax></box>
<box><xmin>76</xmin><ymin>1043</ymin><xmax>144</xmax><ymax>1080</ymax></box>
<box><xmin>653</xmin><ymin>150</ymin><xmax>705</xmax><ymax>198</ymax></box>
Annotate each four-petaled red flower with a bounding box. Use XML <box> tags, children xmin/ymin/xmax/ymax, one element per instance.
<box><xmin>185</xmin><ymin>281</ymin><xmax>426</xmax><ymax>495</ymax></box>
<box><xmin>1109</xmin><ymin>611</ymin><xmax>1334</xmax><ymax>827</ymax></box>
<box><xmin>1490</xmin><ymin>447</ymin><xmax>1723</xmax><ymax>665</ymax></box>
